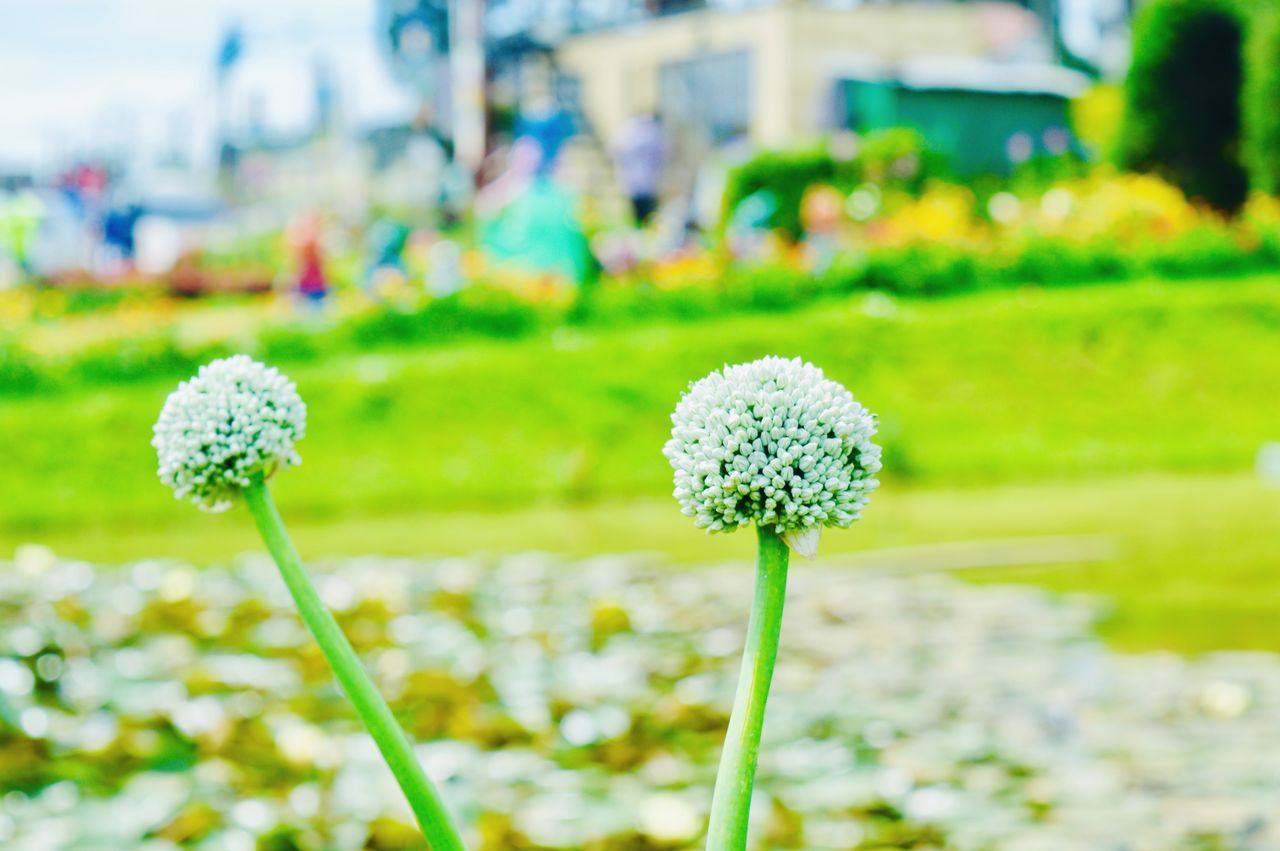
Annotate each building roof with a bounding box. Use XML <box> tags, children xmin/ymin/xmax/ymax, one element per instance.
<box><xmin>893</xmin><ymin>57</ymin><xmax>1092</xmax><ymax>99</ymax></box>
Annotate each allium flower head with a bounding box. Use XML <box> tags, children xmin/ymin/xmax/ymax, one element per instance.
<box><xmin>664</xmin><ymin>356</ymin><xmax>880</xmax><ymax>557</ymax></box>
<box><xmin>153</xmin><ymin>355</ymin><xmax>307</xmax><ymax>512</ymax></box>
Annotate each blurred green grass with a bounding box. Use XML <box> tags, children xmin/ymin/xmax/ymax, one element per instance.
<box><xmin>2</xmin><ymin>275</ymin><xmax>1279</xmax><ymax>651</ymax></box>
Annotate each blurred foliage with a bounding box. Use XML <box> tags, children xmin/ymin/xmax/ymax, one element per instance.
<box><xmin>2</xmin><ymin>536</ymin><xmax>1277</xmax><ymax>848</ymax></box>
<box><xmin>0</xmin><ymin>552</ymin><xmax>965</xmax><ymax>849</ymax></box>
<box><xmin>724</xmin><ymin>147</ymin><xmax>846</xmax><ymax>241</ymax></box>
<box><xmin>3</xmin><ymin>275</ymin><xmax>1280</xmax><ymax>531</ymax></box>
<box><xmin>1005</xmin><ymin>152</ymin><xmax>1092</xmax><ymax>195</ymax></box>
<box><xmin>1070</xmin><ymin>84</ymin><xmax>1125</xmax><ymax>160</ymax></box>
<box><xmin>1118</xmin><ymin>0</ymin><xmax>1248</xmax><ymax>212</ymax></box>
<box><xmin>1244</xmin><ymin>3</ymin><xmax>1280</xmax><ymax>194</ymax></box>
<box><xmin>343</xmin><ymin>286</ymin><xmax>557</xmax><ymax>348</ymax></box>
<box><xmin>4</xmin><ymin>173</ymin><xmax>1280</xmax><ymax>395</ymax></box>
<box><xmin>722</xmin><ymin>129</ymin><xmax>939</xmax><ymax>240</ymax></box>
<box><xmin>4</xmin><ymin>278</ymin><xmax>1280</xmax><ymax>652</ymax></box>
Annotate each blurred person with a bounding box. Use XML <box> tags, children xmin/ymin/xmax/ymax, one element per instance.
<box><xmin>0</xmin><ymin>189</ymin><xmax>45</xmax><ymax>278</ymax></box>
<box><xmin>101</xmin><ymin>203</ymin><xmax>143</xmax><ymax>274</ymax></box>
<box><xmin>515</xmin><ymin>92</ymin><xmax>575</xmax><ymax>176</ymax></box>
<box><xmin>480</xmin><ymin>175</ymin><xmax>592</xmax><ymax>284</ymax></box>
<box><xmin>474</xmin><ymin>137</ymin><xmax>541</xmax><ymax>217</ymax></box>
<box><xmin>800</xmin><ymin>186</ymin><xmax>845</xmax><ymax>273</ymax></box>
<box><xmin>425</xmin><ymin>235</ymin><xmax>464</xmax><ymax>297</ymax></box>
<box><xmin>613</xmin><ymin>113</ymin><xmax>667</xmax><ymax>227</ymax></box>
<box><xmin>476</xmin><ymin>129</ymin><xmax>593</xmax><ymax>284</ymax></box>
<box><xmin>363</xmin><ymin>217</ymin><xmax>411</xmax><ymax>297</ymax></box>
<box><xmin>288</xmin><ymin>215</ymin><xmax>329</xmax><ymax>308</ymax></box>
<box><xmin>55</xmin><ymin>163</ymin><xmax>108</xmax><ymax>223</ymax></box>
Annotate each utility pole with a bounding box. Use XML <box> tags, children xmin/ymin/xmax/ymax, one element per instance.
<box><xmin>450</xmin><ymin>0</ymin><xmax>487</xmax><ymax>177</ymax></box>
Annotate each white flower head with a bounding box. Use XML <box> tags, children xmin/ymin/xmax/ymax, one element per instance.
<box><xmin>153</xmin><ymin>355</ymin><xmax>307</xmax><ymax>512</ymax></box>
<box><xmin>664</xmin><ymin>356</ymin><xmax>880</xmax><ymax>557</ymax></box>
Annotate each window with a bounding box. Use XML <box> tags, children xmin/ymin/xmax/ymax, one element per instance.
<box><xmin>659</xmin><ymin>50</ymin><xmax>751</xmax><ymax>146</ymax></box>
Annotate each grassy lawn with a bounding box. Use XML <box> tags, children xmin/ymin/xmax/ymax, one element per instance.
<box><xmin>2</xmin><ymin>274</ymin><xmax>1279</xmax><ymax>652</ymax></box>
<box><xmin>11</xmin><ymin>472</ymin><xmax>1278</xmax><ymax>654</ymax></box>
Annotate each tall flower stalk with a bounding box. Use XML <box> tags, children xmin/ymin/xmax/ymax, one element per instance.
<box><xmin>153</xmin><ymin>355</ymin><xmax>467</xmax><ymax>851</ymax></box>
<box><xmin>664</xmin><ymin>356</ymin><xmax>880</xmax><ymax>850</ymax></box>
<box><xmin>705</xmin><ymin>524</ymin><xmax>789</xmax><ymax>849</ymax></box>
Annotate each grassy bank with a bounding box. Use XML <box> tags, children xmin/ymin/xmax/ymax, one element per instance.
<box><xmin>16</xmin><ymin>471</ymin><xmax>1276</xmax><ymax>653</ymax></box>
<box><xmin>3</xmin><ymin>275</ymin><xmax>1279</xmax><ymax>650</ymax></box>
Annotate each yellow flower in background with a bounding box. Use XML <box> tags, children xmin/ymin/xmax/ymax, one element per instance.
<box><xmin>1239</xmin><ymin>192</ymin><xmax>1280</xmax><ymax>250</ymax></box>
<box><xmin>1090</xmin><ymin>173</ymin><xmax>1200</xmax><ymax>239</ymax></box>
<box><xmin>35</xmin><ymin>287</ymin><xmax>69</xmax><ymax>320</ymax></box>
<box><xmin>651</xmin><ymin>253</ymin><xmax>719</xmax><ymax>290</ymax></box>
<box><xmin>0</xmin><ymin>286</ymin><xmax>36</xmax><ymax>328</ymax></box>
<box><xmin>875</xmin><ymin>183</ymin><xmax>983</xmax><ymax>246</ymax></box>
<box><xmin>1070</xmin><ymin>84</ymin><xmax>1125</xmax><ymax>159</ymax></box>
<box><xmin>1013</xmin><ymin>170</ymin><xmax>1204</xmax><ymax>244</ymax></box>
<box><xmin>1243</xmin><ymin>192</ymin><xmax>1280</xmax><ymax>228</ymax></box>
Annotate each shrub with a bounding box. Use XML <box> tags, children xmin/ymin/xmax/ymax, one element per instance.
<box><xmin>723</xmin><ymin>147</ymin><xmax>843</xmax><ymax>241</ymax></box>
<box><xmin>344</xmin><ymin>286</ymin><xmax>548</xmax><ymax>348</ymax></box>
<box><xmin>854</xmin><ymin>127</ymin><xmax>942</xmax><ymax>192</ymax></box>
<box><xmin>70</xmin><ymin>333</ymin><xmax>229</xmax><ymax>387</ymax></box>
<box><xmin>989</xmin><ymin>236</ymin><xmax>1131</xmax><ymax>286</ymax></box>
<box><xmin>1244</xmin><ymin>4</ymin><xmax>1280</xmax><ymax>194</ymax></box>
<box><xmin>1138</xmin><ymin>223</ymin><xmax>1257</xmax><ymax>278</ymax></box>
<box><xmin>1118</xmin><ymin>0</ymin><xmax>1248</xmax><ymax>212</ymax></box>
<box><xmin>259</xmin><ymin>324</ymin><xmax>326</xmax><ymax>362</ymax></box>
<box><xmin>862</xmin><ymin>244</ymin><xmax>980</xmax><ymax>296</ymax></box>
<box><xmin>721</xmin><ymin>129</ymin><xmax>940</xmax><ymax>240</ymax></box>
<box><xmin>726</xmin><ymin>264</ymin><xmax>827</xmax><ymax>310</ymax></box>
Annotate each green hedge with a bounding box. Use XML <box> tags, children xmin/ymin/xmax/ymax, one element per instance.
<box><xmin>722</xmin><ymin>129</ymin><xmax>939</xmax><ymax>240</ymax></box>
<box><xmin>722</xmin><ymin>148</ymin><xmax>844</xmax><ymax>240</ymax></box>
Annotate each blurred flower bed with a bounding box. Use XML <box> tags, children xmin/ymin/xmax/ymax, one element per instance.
<box><xmin>3</xmin><ymin>160</ymin><xmax>1280</xmax><ymax>395</ymax></box>
<box><xmin>2</xmin><ymin>548</ymin><xmax>1278</xmax><ymax>850</ymax></box>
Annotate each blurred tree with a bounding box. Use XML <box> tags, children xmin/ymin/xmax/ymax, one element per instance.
<box><xmin>1118</xmin><ymin>0</ymin><xmax>1248</xmax><ymax>212</ymax></box>
<box><xmin>1245</xmin><ymin>4</ymin><xmax>1280</xmax><ymax>194</ymax></box>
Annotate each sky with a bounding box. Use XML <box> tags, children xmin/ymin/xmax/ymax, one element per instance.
<box><xmin>0</xmin><ymin>0</ymin><xmax>416</xmax><ymax>174</ymax></box>
<box><xmin>0</xmin><ymin>0</ymin><xmax>1121</xmax><ymax>176</ymax></box>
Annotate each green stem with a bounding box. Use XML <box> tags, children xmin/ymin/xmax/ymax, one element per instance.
<box><xmin>243</xmin><ymin>478</ymin><xmax>467</xmax><ymax>851</ymax></box>
<box><xmin>705</xmin><ymin>524</ymin><xmax>791</xmax><ymax>851</ymax></box>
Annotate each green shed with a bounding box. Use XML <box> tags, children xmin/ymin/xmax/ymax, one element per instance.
<box><xmin>836</xmin><ymin>58</ymin><xmax>1091</xmax><ymax>174</ymax></box>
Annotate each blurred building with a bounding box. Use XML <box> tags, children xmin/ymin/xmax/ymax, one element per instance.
<box><xmin>554</xmin><ymin>0</ymin><xmax>1092</xmax><ymax>173</ymax></box>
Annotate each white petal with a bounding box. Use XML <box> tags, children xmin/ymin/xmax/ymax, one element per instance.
<box><xmin>783</xmin><ymin>526</ymin><xmax>821</xmax><ymax>560</ymax></box>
